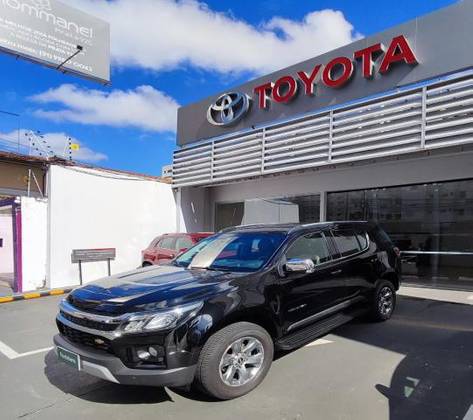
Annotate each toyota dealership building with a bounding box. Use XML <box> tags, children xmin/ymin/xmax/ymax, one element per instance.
<box><xmin>172</xmin><ymin>0</ymin><xmax>473</xmax><ymax>291</ymax></box>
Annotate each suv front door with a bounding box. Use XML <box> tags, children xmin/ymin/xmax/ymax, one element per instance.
<box><xmin>280</xmin><ymin>230</ymin><xmax>348</xmax><ymax>331</ymax></box>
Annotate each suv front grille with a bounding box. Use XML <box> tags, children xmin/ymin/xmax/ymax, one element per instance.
<box><xmin>60</xmin><ymin>310</ymin><xmax>119</xmax><ymax>332</ymax></box>
<box><xmin>57</xmin><ymin>320</ymin><xmax>112</xmax><ymax>353</ymax></box>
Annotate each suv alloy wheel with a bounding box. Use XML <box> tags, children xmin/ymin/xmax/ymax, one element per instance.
<box><xmin>371</xmin><ymin>280</ymin><xmax>396</xmax><ymax>321</ymax></box>
<box><xmin>195</xmin><ymin>322</ymin><xmax>274</xmax><ymax>400</ymax></box>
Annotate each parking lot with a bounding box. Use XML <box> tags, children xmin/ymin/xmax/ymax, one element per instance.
<box><xmin>0</xmin><ymin>291</ymin><xmax>472</xmax><ymax>420</ymax></box>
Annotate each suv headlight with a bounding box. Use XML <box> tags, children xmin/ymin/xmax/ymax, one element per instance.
<box><xmin>118</xmin><ymin>301</ymin><xmax>203</xmax><ymax>334</ymax></box>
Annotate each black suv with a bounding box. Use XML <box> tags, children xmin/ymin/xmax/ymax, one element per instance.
<box><xmin>54</xmin><ymin>222</ymin><xmax>401</xmax><ymax>400</ymax></box>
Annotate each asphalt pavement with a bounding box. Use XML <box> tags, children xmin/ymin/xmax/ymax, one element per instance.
<box><xmin>0</xmin><ymin>292</ymin><xmax>472</xmax><ymax>420</ymax></box>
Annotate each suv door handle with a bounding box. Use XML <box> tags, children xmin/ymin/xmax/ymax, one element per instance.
<box><xmin>330</xmin><ymin>269</ymin><xmax>342</xmax><ymax>275</ymax></box>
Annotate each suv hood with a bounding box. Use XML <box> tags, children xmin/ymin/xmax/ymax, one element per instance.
<box><xmin>67</xmin><ymin>265</ymin><xmax>239</xmax><ymax>315</ymax></box>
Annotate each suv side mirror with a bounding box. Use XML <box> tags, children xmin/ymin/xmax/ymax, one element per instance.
<box><xmin>285</xmin><ymin>258</ymin><xmax>316</xmax><ymax>274</ymax></box>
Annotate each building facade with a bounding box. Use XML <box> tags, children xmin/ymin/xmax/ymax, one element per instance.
<box><xmin>173</xmin><ymin>0</ymin><xmax>473</xmax><ymax>291</ymax></box>
<box><xmin>0</xmin><ymin>152</ymin><xmax>176</xmax><ymax>295</ymax></box>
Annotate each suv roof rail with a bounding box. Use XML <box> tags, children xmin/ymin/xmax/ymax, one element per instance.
<box><xmin>219</xmin><ymin>220</ymin><xmax>373</xmax><ymax>234</ymax></box>
<box><xmin>218</xmin><ymin>223</ymin><xmax>281</xmax><ymax>233</ymax></box>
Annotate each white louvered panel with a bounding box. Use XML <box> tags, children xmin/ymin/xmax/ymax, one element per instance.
<box><xmin>334</xmin><ymin>92</ymin><xmax>422</xmax><ymax>122</ymax></box>
<box><xmin>331</xmin><ymin>128</ymin><xmax>420</xmax><ymax>151</ymax></box>
<box><xmin>427</xmin><ymin>77</ymin><xmax>473</xmax><ymax>95</ymax></box>
<box><xmin>173</xmin><ymin>143</ymin><xmax>211</xmax><ymax>159</ymax></box>
<box><xmin>263</xmin><ymin>155</ymin><xmax>328</xmax><ymax>174</ymax></box>
<box><xmin>332</xmin><ymin>118</ymin><xmax>421</xmax><ymax>143</ymax></box>
<box><xmin>264</xmin><ymin>113</ymin><xmax>330</xmax><ymax>172</ymax></box>
<box><xmin>215</xmin><ymin>150</ymin><xmax>261</xmax><ymax>165</ymax></box>
<box><xmin>425</xmin><ymin>76</ymin><xmax>473</xmax><ymax>149</ymax></box>
<box><xmin>172</xmin><ymin>159</ymin><xmax>210</xmax><ymax>171</ymax></box>
<box><xmin>331</xmin><ymin>89</ymin><xmax>422</xmax><ymax>161</ymax></box>
<box><xmin>265</xmin><ymin>114</ymin><xmax>330</xmax><ymax>136</ymax></box>
<box><xmin>265</xmin><ymin>144</ymin><xmax>329</xmax><ymax>163</ymax></box>
<box><xmin>172</xmin><ymin>171</ymin><xmax>212</xmax><ymax>184</ymax></box>
<box><xmin>211</xmin><ymin>132</ymin><xmax>263</xmax><ymax>183</ymax></box>
<box><xmin>426</xmin><ymin>85</ymin><xmax>473</xmax><ymax>105</ymax></box>
<box><xmin>426</xmin><ymin>105</ymin><xmax>473</xmax><ymax>122</ymax></box>
<box><xmin>266</xmin><ymin>136</ymin><xmax>329</xmax><ymax>155</ymax></box>
<box><xmin>172</xmin><ymin>142</ymin><xmax>212</xmax><ymax>185</ymax></box>
<box><xmin>213</xmin><ymin>157</ymin><xmax>261</xmax><ymax>171</ymax></box>
<box><xmin>331</xmin><ymin>144</ymin><xmax>420</xmax><ymax>164</ymax></box>
<box><xmin>332</xmin><ymin>108</ymin><xmax>421</xmax><ymax>134</ymax></box>
<box><xmin>265</xmin><ymin>120</ymin><xmax>329</xmax><ymax>143</ymax></box>
<box><xmin>172</xmin><ymin>73</ymin><xmax>473</xmax><ymax>187</ymax></box>
<box><xmin>331</xmin><ymin>137</ymin><xmax>420</xmax><ymax>158</ymax></box>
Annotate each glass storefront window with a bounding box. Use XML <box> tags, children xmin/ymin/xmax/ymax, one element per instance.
<box><xmin>215</xmin><ymin>194</ymin><xmax>320</xmax><ymax>232</ymax></box>
<box><xmin>327</xmin><ymin>180</ymin><xmax>473</xmax><ymax>290</ymax></box>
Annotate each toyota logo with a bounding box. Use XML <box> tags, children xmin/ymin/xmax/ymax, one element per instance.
<box><xmin>207</xmin><ymin>92</ymin><xmax>251</xmax><ymax>126</ymax></box>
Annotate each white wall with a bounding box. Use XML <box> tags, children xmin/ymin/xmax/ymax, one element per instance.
<box><xmin>21</xmin><ymin>197</ymin><xmax>48</xmax><ymax>292</ymax></box>
<box><xmin>0</xmin><ymin>212</ymin><xmax>14</xmax><ymax>274</ymax></box>
<box><xmin>47</xmin><ymin>165</ymin><xmax>176</xmax><ymax>288</ymax></box>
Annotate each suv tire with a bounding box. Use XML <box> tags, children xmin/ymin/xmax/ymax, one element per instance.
<box><xmin>371</xmin><ymin>280</ymin><xmax>396</xmax><ymax>321</ymax></box>
<box><xmin>195</xmin><ymin>322</ymin><xmax>274</xmax><ymax>400</ymax></box>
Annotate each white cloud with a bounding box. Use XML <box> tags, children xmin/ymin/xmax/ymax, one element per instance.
<box><xmin>65</xmin><ymin>0</ymin><xmax>360</xmax><ymax>74</ymax></box>
<box><xmin>0</xmin><ymin>129</ymin><xmax>108</xmax><ymax>162</ymax></box>
<box><xmin>30</xmin><ymin>84</ymin><xmax>179</xmax><ymax>132</ymax></box>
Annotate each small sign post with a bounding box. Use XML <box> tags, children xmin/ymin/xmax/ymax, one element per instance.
<box><xmin>71</xmin><ymin>248</ymin><xmax>116</xmax><ymax>285</ymax></box>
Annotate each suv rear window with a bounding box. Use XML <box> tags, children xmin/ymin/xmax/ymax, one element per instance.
<box><xmin>355</xmin><ymin>232</ymin><xmax>368</xmax><ymax>249</ymax></box>
<box><xmin>330</xmin><ymin>230</ymin><xmax>361</xmax><ymax>258</ymax></box>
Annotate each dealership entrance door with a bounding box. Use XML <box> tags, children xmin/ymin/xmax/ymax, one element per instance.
<box><xmin>327</xmin><ymin>179</ymin><xmax>473</xmax><ymax>291</ymax></box>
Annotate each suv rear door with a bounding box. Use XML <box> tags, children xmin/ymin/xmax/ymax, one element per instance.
<box><xmin>327</xmin><ymin>227</ymin><xmax>373</xmax><ymax>298</ymax></box>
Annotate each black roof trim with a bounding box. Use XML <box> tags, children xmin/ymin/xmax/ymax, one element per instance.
<box><xmin>219</xmin><ymin>221</ymin><xmax>372</xmax><ymax>234</ymax></box>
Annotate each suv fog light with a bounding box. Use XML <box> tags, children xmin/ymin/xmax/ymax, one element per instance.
<box><xmin>137</xmin><ymin>349</ymin><xmax>151</xmax><ymax>360</ymax></box>
<box><xmin>149</xmin><ymin>346</ymin><xmax>158</xmax><ymax>357</ymax></box>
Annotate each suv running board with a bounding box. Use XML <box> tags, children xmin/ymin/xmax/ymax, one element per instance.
<box><xmin>275</xmin><ymin>307</ymin><xmax>368</xmax><ymax>351</ymax></box>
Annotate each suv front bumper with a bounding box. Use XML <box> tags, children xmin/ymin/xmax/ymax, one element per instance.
<box><xmin>53</xmin><ymin>334</ymin><xmax>196</xmax><ymax>387</ymax></box>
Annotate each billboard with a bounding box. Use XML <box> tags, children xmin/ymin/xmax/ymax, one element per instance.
<box><xmin>177</xmin><ymin>0</ymin><xmax>473</xmax><ymax>146</ymax></box>
<box><xmin>0</xmin><ymin>0</ymin><xmax>110</xmax><ymax>83</ymax></box>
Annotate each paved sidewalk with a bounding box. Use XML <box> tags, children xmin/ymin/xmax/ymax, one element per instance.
<box><xmin>399</xmin><ymin>285</ymin><xmax>473</xmax><ymax>305</ymax></box>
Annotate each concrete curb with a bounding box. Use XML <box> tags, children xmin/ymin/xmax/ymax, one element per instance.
<box><xmin>0</xmin><ymin>288</ymin><xmax>74</xmax><ymax>304</ymax></box>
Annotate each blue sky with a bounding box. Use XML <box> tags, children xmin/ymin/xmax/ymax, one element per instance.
<box><xmin>0</xmin><ymin>0</ymin><xmax>456</xmax><ymax>175</ymax></box>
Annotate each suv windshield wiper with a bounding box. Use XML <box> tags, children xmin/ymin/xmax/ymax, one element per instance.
<box><xmin>172</xmin><ymin>260</ymin><xmax>189</xmax><ymax>268</ymax></box>
<box><xmin>191</xmin><ymin>266</ymin><xmax>230</xmax><ymax>272</ymax></box>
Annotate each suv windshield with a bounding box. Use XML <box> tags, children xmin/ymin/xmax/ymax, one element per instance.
<box><xmin>174</xmin><ymin>232</ymin><xmax>286</xmax><ymax>272</ymax></box>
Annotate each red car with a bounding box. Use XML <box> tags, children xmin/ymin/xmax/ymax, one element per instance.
<box><xmin>141</xmin><ymin>232</ymin><xmax>213</xmax><ymax>266</ymax></box>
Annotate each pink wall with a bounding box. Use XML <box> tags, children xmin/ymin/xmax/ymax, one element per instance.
<box><xmin>0</xmin><ymin>212</ymin><xmax>14</xmax><ymax>274</ymax></box>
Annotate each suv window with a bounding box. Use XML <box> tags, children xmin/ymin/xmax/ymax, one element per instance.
<box><xmin>286</xmin><ymin>232</ymin><xmax>331</xmax><ymax>265</ymax></box>
<box><xmin>355</xmin><ymin>232</ymin><xmax>368</xmax><ymax>249</ymax></box>
<box><xmin>175</xmin><ymin>236</ymin><xmax>194</xmax><ymax>250</ymax></box>
<box><xmin>330</xmin><ymin>229</ymin><xmax>361</xmax><ymax>258</ymax></box>
<box><xmin>160</xmin><ymin>237</ymin><xmax>175</xmax><ymax>250</ymax></box>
